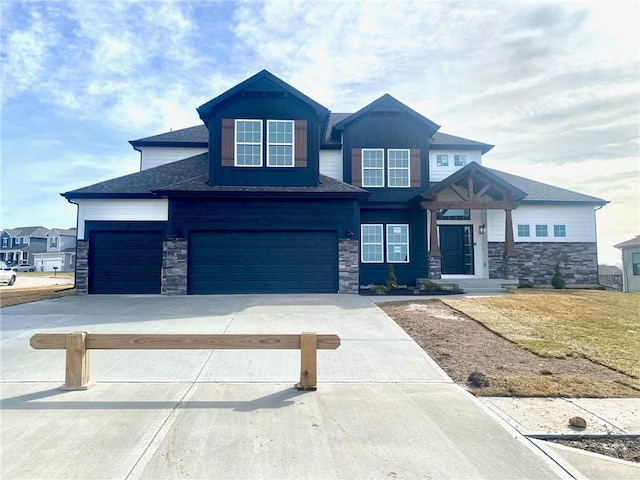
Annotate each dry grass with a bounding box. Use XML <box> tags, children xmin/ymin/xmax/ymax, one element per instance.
<box><xmin>443</xmin><ymin>290</ymin><xmax>640</xmax><ymax>378</ymax></box>
<box><xmin>0</xmin><ymin>286</ymin><xmax>76</xmax><ymax>308</ymax></box>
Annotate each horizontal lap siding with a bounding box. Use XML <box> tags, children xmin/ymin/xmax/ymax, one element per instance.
<box><xmin>189</xmin><ymin>231</ymin><xmax>338</xmax><ymax>294</ymax></box>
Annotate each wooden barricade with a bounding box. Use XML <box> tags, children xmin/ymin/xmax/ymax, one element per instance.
<box><xmin>30</xmin><ymin>332</ymin><xmax>340</xmax><ymax>391</ymax></box>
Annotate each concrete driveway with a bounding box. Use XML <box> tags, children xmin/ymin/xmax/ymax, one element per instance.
<box><xmin>1</xmin><ymin>295</ymin><xmax>570</xmax><ymax>479</ymax></box>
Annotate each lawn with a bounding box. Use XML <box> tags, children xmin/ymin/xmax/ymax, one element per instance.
<box><xmin>442</xmin><ymin>290</ymin><xmax>640</xmax><ymax>379</ymax></box>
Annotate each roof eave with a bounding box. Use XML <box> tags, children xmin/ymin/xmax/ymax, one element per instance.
<box><xmin>129</xmin><ymin>140</ymin><xmax>208</xmax><ymax>148</ymax></box>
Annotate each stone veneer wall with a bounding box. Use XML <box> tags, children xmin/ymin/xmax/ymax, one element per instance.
<box><xmin>162</xmin><ymin>238</ymin><xmax>188</xmax><ymax>295</ymax></box>
<box><xmin>75</xmin><ymin>240</ymin><xmax>89</xmax><ymax>294</ymax></box>
<box><xmin>338</xmin><ymin>239</ymin><xmax>359</xmax><ymax>293</ymax></box>
<box><xmin>428</xmin><ymin>255</ymin><xmax>441</xmax><ymax>279</ymax></box>
<box><xmin>488</xmin><ymin>242</ymin><xmax>598</xmax><ymax>285</ymax></box>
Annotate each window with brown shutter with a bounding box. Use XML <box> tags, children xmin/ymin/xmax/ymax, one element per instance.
<box><xmin>410</xmin><ymin>149</ymin><xmax>421</xmax><ymax>187</ymax></box>
<box><xmin>352</xmin><ymin>148</ymin><xmax>362</xmax><ymax>186</ymax></box>
<box><xmin>221</xmin><ymin>119</ymin><xmax>234</xmax><ymax>166</ymax></box>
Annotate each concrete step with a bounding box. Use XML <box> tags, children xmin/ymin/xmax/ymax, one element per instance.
<box><xmin>417</xmin><ymin>278</ymin><xmax>519</xmax><ymax>294</ymax></box>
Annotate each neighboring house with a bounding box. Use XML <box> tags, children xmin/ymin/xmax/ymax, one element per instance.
<box><xmin>32</xmin><ymin>228</ymin><xmax>77</xmax><ymax>271</ymax></box>
<box><xmin>614</xmin><ymin>235</ymin><xmax>640</xmax><ymax>292</ymax></box>
<box><xmin>62</xmin><ymin>70</ymin><xmax>608</xmax><ymax>295</ymax></box>
<box><xmin>598</xmin><ymin>264</ymin><xmax>623</xmax><ymax>290</ymax></box>
<box><xmin>0</xmin><ymin>226</ymin><xmax>48</xmax><ymax>266</ymax></box>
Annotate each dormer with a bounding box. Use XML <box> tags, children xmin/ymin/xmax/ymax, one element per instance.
<box><xmin>197</xmin><ymin>70</ymin><xmax>330</xmax><ymax>187</ymax></box>
<box><xmin>332</xmin><ymin>94</ymin><xmax>439</xmax><ymax>203</ymax></box>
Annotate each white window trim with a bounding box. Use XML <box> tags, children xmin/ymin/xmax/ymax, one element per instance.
<box><xmin>386</xmin><ymin>224</ymin><xmax>410</xmax><ymax>263</ymax></box>
<box><xmin>535</xmin><ymin>224</ymin><xmax>548</xmax><ymax>237</ymax></box>
<box><xmin>362</xmin><ymin>149</ymin><xmax>385</xmax><ymax>188</ymax></box>
<box><xmin>235</xmin><ymin>119</ymin><xmax>263</xmax><ymax>167</ymax></box>
<box><xmin>361</xmin><ymin>224</ymin><xmax>384</xmax><ymax>263</ymax></box>
<box><xmin>266</xmin><ymin>120</ymin><xmax>295</xmax><ymax>168</ymax></box>
<box><xmin>517</xmin><ymin>224</ymin><xmax>530</xmax><ymax>237</ymax></box>
<box><xmin>387</xmin><ymin>149</ymin><xmax>410</xmax><ymax>188</ymax></box>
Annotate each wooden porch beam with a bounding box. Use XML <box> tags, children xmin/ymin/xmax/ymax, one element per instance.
<box><xmin>421</xmin><ymin>201</ymin><xmax>520</xmax><ymax>210</ymax></box>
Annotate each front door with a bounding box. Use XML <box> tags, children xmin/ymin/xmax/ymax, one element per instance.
<box><xmin>440</xmin><ymin>225</ymin><xmax>474</xmax><ymax>275</ymax></box>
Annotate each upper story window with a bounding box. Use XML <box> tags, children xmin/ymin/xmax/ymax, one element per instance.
<box><xmin>235</xmin><ymin>120</ymin><xmax>263</xmax><ymax>166</ymax></box>
<box><xmin>362</xmin><ymin>149</ymin><xmax>385</xmax><ymax>187</ymax></box>
<box><xmin>535</xmin><ymin>224</ymin><xmax>548</xmax><ymax>237</ymax></box>
<box><xmin>454</xmin><ymin>154</ymin><xmax>466</xmax><ymax>166</ymax></box>
<box><xmin>436</xmin><ymin>154</ymin><xmax>449</xmax><ymax>166</ymax></box>
<box><xmin>1</xmin><ymin>238</ymin><xmax>7</xmax><ymax>248</ymax></box>
<box><xmin>387</xmin><ymin>149</ymin><xmax>410</xmax><ymax>187</ymax></box>
<box><xmin>267</xmin><ymin>120</ymin><xmax>294</xmax><ymax>167</ymax></box>
<box><xmin>50</xmin><ymin>237</ymin><xmax>58</xmax><ymax>248</ymax></box>
<box><xmin>553</xmin><ymin>225</ymin><xmax>566</xmax><ymax>237</ymax></box>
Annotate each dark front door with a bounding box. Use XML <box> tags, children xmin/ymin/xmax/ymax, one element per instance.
<box><xmin>439</xmin><ymin>225</ymin><xmax>474</xmax><ymax>275</ymax></box>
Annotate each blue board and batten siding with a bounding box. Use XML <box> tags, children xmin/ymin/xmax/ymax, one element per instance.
<box><xmin>207</xmin><ymin>94</ymin><xmax>323</xmax><ymax>187</ymax></box>
<box><xmin>359</xmin><ymin>208</ymin><xmax>428</xmax><ymax>286</ymax></box>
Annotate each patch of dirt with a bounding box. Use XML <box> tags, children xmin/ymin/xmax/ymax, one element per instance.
<box><xmin>379</xmin><ymin>299</ymin><xmax>640</xmax><ymax>463</ymax></box>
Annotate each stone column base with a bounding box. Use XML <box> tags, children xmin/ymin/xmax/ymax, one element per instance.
<box><xmin>338</xmin><ymin>239</ymin><xmax>359</xmax><ymax>293</ymax></box>
<box><xmin>162</xmin><ymin>238</ymin><xmax>188</xmax><ymax>295</ymax></box>
<box><xmin>429</xmin><ymin>255</ymin><xmax>442</xmax><ymax>280</ymax></box>
<box><xmin>75</xmin><ymin>240</ymin><xmax>89</xmax><ymax>295</ymax></box>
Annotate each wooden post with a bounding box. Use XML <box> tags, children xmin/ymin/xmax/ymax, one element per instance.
<box><xmin>61</xmin><ymin>331</ymin><xmax>92</xmax><ymax>390</ymax></box>
<box><xmin>429</xmin><ymin>209</ymin><xmax>440</xmax><ymax>256</ymax></box>
<box><xmin>504</xmin><ymin>208</ymin><xmax>517</xmax><ymax>258</ymax></box>
<box><xmin>296</xmin><ymin>332</ymin><xmax>317</xmax><ymax>391</ymax></box>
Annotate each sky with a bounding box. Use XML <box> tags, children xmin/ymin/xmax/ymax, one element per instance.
<box><xmin>1</xmin><ymin>0</ymin><xmax>638</xmax><ymax>266</ymax></box>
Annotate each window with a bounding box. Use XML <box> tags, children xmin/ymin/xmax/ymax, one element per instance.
<box><xmin>437</xmin><ymin>209</ymin><xmax>470</xmax><ymax>221</ymax></box>
<box><xmin>2</xmin><ymin>238</ymin><xmax>7</xmax><ymax>248</ymax></box>
<box><xmin>535</xmin><ymin>224</ymin><xmax>548</xmax><ymax>237</ymax></box>
<box><xmin>50</xmin><ymin>237</ymin><xmax>58</xmax><ymax>248</ymax></box>
<box><xmin>387</xmin><ymin>149</ymin><xmax>410</xmax><ymax>187</ymax></box>
<box><xmin>267</xmin><ymin>120</ymin><xmax>294</xmax><ymax>167</ymax></box>
<box><xmin>362</xmin><ymin>149</ymin><xmax>384</xmax><ymax>187</ymax></box>
<box><xmin>517</xmin><ymin>224</ymin><xmax>530</xmax><ymax>237</ymax></box>
<box><xmin>387</xmin><ymin>224</ymin><xmax>409</xmax><ymax>263</ymax></box>
<box><xmin>632</xmin><ymin>252</ymin><xmax>640</xmax><ymax>276</ymax></box>
<box><xmin>553</xmin><ymin>225</ymin><xmax>566</xmax><ymax>237</ymax></box>
<box><xmin>235</xmin><ymin>119</ymin><xmax>262</xmax><ymax>166</ymax></box>
<box><xmin>436</xmin><ymin>154</ymin><xmax>449</xmax><ymax>166</ymax></box>
<box><xmin>454</xmin><ymin>154</ymin><xmax>466</xmax><ymax>166</ymax></box>
<box><xmin>361</xmin><ymin>225</ymin><xmax>383</xmax><ymax>263</ymax></box>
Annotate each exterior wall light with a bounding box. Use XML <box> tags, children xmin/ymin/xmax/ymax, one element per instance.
<box><xmin>479</xmin><ymin>224</ymin><xmax>486</xmax><ymax>235</ymax></box>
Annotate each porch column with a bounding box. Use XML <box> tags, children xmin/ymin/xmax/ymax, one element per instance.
<box><xmin>428</xmin><ymin>209</ymin><xmax>442</xmax><ymax>280</ymax></box>
<box><xmin>161</xmin><ymin>238</ymin><xmax>188</xmax><ymax>295</ymax></box>
<box><xmin>504</xmin><ymin>209</ymin><xmax>517</xmax><ymax>257</ymax></box>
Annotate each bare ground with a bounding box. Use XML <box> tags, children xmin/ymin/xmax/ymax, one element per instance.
<box><xmin>379</xmin><ymin>299</ymin><xmax>640</xmax><ymax>463</ymax></box>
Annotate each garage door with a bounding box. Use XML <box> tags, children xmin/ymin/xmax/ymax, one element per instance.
<box><xmin>89</xmin><ymin>231</ymin><xmax>163</xmax><ymax>294</ymax></box>
<box><xmin>189</xmin><ymin>231</ymin><xmax>338</xmax><ymax>294</ymax></box>
<box><xmin>43</xmin><ymin>259</ymin><xmax>63</xmax><ymax>271</ymax></box>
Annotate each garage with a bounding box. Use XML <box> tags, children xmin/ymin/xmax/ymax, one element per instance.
<box><xmin>43</xmin><ymin>259</ymin><xmax>63</xmax><ymax>271</ymax></box>
<box><xmin>189</xmin><ymin>231</ymin><xmax>338</xmax><ymax>294</ymax></box>
<box><xmin>89</xmin><ymin>231</ymin><xmax>163</xmax><ymax>294</ymax></box>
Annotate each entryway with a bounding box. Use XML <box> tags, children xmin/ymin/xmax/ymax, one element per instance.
<box><xmin>439</xmin><ymin>225</ymin><xmax>474</xmax><ymax>275</ymax></box>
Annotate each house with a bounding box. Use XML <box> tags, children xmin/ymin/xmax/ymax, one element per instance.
<box><xmin>0</xmin><ymin>226</ymin><xmax>48</xmax><ymax>266</ymax></box>
<box><xmin>598</xmin><ymin>265</ymin><xmax>623</xmax><ymax>290</ymax></box>
<box><xmin>62</xmin><ymin>70</ymin><xmax>607</xmax><ymax>295</ymax></box>
<box><xmin>32</xmin><ymin>228</ymin><xmax>77</xmax><ymax>271</ymax></box>
<box><xmin>614</xmin><ymin>235</ymin><xmax>640</xmax><ymax>292</ymax></box>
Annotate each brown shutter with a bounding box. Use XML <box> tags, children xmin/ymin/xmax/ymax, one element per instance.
<box><xmin>351</xmin><ymin>148</ymin><xmax>362</xmax><ymax>186</ymax></box>
<box><xmin>221</xmin><ymin>119</ymin><xmax>234</xmax><ymax>166</ymax></box>
<box><xmin>294</xmin><ymin>120</ymin><xmax>307</xmax><ymax>167</ymax></box>
<box><xmin>410</xmin><ymin>148</ymin><xmax>421</xmax><ymax>187</ymax></box>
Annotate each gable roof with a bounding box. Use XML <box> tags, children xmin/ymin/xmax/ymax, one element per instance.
<box><xmin>5</xmin><ymin>226</ymin><xmax>50</xmax><ymax>238</ymax></box>
<box><xmin>614</xmin><ymin>235</ymin><xmax>640</xmax><ymax>249</ymax></box>
<box><xmin>49</xmin><ymin>228</ymin><xmax>77</xmax><ymax>236</ymax></box>
<box><xmin>332</xmin><ymin>94</ymin><xmax>440</xmax><ymax>137</ymax></box>
<box><xmin>196</xmin><ymin>70</ymin><xmax>330</xmax><ymax>127</ymax></box>
<box><xmin>422</xmin><ymin>161</ymin><xmax>526</xmax><ymax>201</ymax></box>
<box><xmin>487</xmin><ymin>169</ymin><xmax>608</xmax><ymax>205</ymax></box>
<box><xmin>62</xmin><ymin>154</ymin><xmax>368</xmax><ymax>200</ymax></box>
<box><xmin>599</xmin><ymin>265</ymin><xmax>622</xmax><ymax>275</ymax></box>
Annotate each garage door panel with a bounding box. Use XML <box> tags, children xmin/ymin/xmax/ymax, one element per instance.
<box><xmin>89</xmin><ymin>231</ymin><xmax>162</xmax><ymax>294</ymax></box>
<box><xmin>189</xmin><ymin>231</ymin><xmax>338</xmax><ymax>294</ymax></box>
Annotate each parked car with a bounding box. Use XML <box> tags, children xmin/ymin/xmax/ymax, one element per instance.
<box><xmin>12</xmin><ymin>264</ymin><xmax>35</xmax><ymax>272</ymax></box>
<box><xmin>0</xmin><ymin>261</ymin><xmax>17</xmax><ymax>285</ymax></box>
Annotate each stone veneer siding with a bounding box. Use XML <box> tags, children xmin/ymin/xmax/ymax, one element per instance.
<box><xmin>488</xmin><ymin>242</ymin><xmax>598</xmax><ymax>285</ymax></box>
<box><xmin>162</xmin><ymin>238</ymin><xmax>188</xmax><ymax>295</ymax></box>
<box><xmin>428</xmin><ymin>255</ymin><xmax>441</xmax><ymax>279</ymax></box>
<box><xmin>338</xmin><ymin>239</ymin><xmax>359</xmax><ymax>293</ymax></box>
<box><xmin>75</xmin><ymin>240</ymin><xmax>89</xmax><ymax>295</ymax></box>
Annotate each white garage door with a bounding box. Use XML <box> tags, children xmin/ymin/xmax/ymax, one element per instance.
<box><xmin>43</xmin><ymin>259</ymin><xmax>63</xmax><ymax>271</ymax></box>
